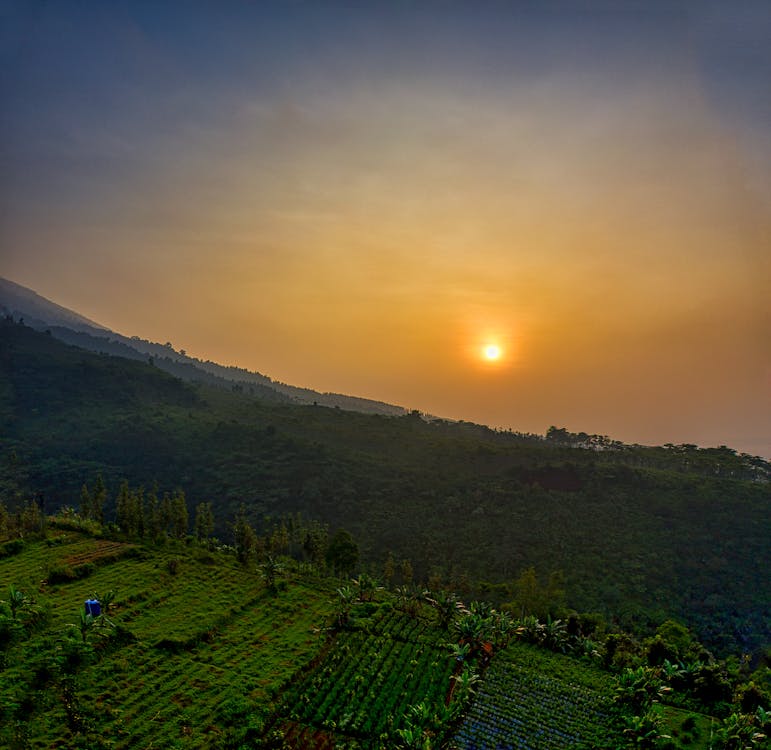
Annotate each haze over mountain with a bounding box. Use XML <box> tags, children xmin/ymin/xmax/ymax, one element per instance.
<box><xmin>3</xmin><ymin>1</ymin><xmax>769</xmax><ymax>459</ymax></box>
<box><xmin>0</xmin><ymin>276</ymin><xmax>406</xmax><ymax>416</ymax></box>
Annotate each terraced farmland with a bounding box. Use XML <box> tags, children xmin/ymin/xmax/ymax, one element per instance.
<box><xmin>0</xmin><ymin>533</ymin><xmax>336</xmax><ymax>749</ymax></box>
<box><xmin>450</xmin><ymin>641</ymin><xmax>623</xmax><ymax>750</ymax></box>
<box><xmin>1</xmin><ymin>532</ymin><xmax>749</xmax><ymax>749</ymax></box>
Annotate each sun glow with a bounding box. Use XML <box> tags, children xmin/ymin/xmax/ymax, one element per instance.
<box><xmin>483</xmin><ymin>344</ymin><xmax>502</xmax><ymax>361</ymax></box>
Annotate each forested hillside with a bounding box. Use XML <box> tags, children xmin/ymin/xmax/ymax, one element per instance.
<box><xmin>1</xmin><ymin>318</ymin><xmax>769</xmax><ymax>657</ymax></box>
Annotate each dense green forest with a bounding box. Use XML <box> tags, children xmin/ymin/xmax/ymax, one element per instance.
<box><xmin>1</xmin><ymin>317</ymin><xmax>769</xmax><ymax>664</ymax></box>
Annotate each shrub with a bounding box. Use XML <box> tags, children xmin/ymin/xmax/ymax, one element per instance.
<box><xmin>47</xmin><ymin>566</ymin><xmax>77</xmax><ymax>584</ymax></box>
<box><xmin>0</xmin><ymin>539</ymin><xmax>24</xmax><ymax>558</ymax></box>
<box><xmin>47</xmin><ymin>563</ymin><xmax>95</xmax><ymax>584</ymax></box>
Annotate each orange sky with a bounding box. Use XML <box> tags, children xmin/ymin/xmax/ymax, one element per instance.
<box><xmin>2</xmin><ymin>2</ymin><xmax>770</xmax><ymax>456</ymax></box>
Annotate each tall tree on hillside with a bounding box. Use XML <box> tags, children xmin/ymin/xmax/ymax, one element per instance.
<box><xmin>400</xmin><ymin>559</ymin><xmax>414</xmax><ymax>586</ymax></box>
<box><xmin>302</xmin><ymin>520</ymin><xmax>328</xmax><ymax>569</ymax></box>
<box><xmin>194</xmin><ymin>501</ymin><xmax>214</xmax><ymax>543</ymax></box>
<box><xmin>115</xmin><ymin>481</ymin><xmax>131</xmax><ymax>534</ymax></box>
<box><xmin>159</xmin><ymin>493</ymin><xmax>173</xmax><ymax>537</ymax></box>
<box><xmin>171</xmin><ymin>490</ymin><xmax>188</xmax><ymax>538</ymax></box>
<box><xmin>79</xmin><ymin>483</ymin><xmax>91</xmax><ymax>520</ymax></box>
<box><xmin>232</xmin><ymin>504</ymin><xmax>257</xmax><ymax>565</ymax></box>
<box><xmin>129</xmin><ymin>487</ymin><xmax>145</xmax><ymax>538</ymax></box>
<box><xmin>145</xmin><ymin>484</ymin><xmax>162</xmax><ymax>540</ymax></box>
<box><xmin>19</xmin><ymin>499</ymin><xmax>45</xmax><ymax>536</ymax></box>
<box><xmin>0</xmin><ymin>500</ymin><xmax>8</xmax><ymax>539</ymax></box>
<box><xmin>514</xmin><ymin>567</ymin><xmax>541</xmax><ymax>618</ymax></box>
<box><xmin>383</xmin><ymin>552</ymin><xmax>395</xmax><ymax>588</ymax></box>
<box><xmin>269</xmin><ymin>522</ymin><xmax>289</xmax><ymax>555</ymax></box>
<box><xmin>326</xmin><ymin>529</ymin><xmax>359</xmax><ymax>577</ymax></box>
<box><xmin>91</xmin><ymin>473</ymin><xmax>106</xmax><ymax>524</ymax></box>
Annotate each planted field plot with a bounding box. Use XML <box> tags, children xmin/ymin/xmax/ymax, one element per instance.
<box><xmin>450</xmin><ymin>641</ymin><xmax>622</xmax><ymax>750</ymax></box>
<box><xmin>0</xmin><ymin>532</ymin><xmax>135</xmax><ymax>588</ymax></box>
<box><xmin>0</xmin><ymin>537</ymin><xmax>336</xmax><ymax>749</ymax></box>
<box><xmin>278</xmin><ymin>607</ymin><xmax>454</xmax><ymax>745</ymax></box>
<box><xmin>65</xmin><ymin>583</ymin><xmax>335</xmax><ymax>748</ymax></box>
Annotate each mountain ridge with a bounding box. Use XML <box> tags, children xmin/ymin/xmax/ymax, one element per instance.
<box><xmin>0</xmin><ymin>276</ymin><xmax>407</xmax><ymax>417</ymax></box>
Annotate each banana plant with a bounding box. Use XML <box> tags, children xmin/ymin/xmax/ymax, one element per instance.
<box><xmin>260</xmin><ymin>555</ymin><xmax>283</xmax><ymax>591</ymax></box>
<box><xmin>622</xmin><ymin>710</ymin><xmax>668</xmax><ymax>748</ymax></box>
<box><xmin>4</xmin><ymin>585</ymin><xmax>29</xmax><ymax>620</ymax></box>
<box><xmin>334</xmin><ymin>584</ymin><xmax>355</xmax><ymax>628</ymax></box>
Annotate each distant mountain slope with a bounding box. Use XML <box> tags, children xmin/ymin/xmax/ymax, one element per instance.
<box><xmin>0</xmin><ymin>277</ymin><xmax>108</xmax><ymax>332</ymax></box>
<box><xmin>1</xmin><ymin>319</ymin><xmax>769</xmax><ymax>656</ymax></box>
<box><xmin>0</xmin><ymin>276</ymin><xmax>407</xmax><ymax>416</ymax></box>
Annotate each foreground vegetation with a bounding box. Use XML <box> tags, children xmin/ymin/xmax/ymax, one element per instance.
<box><xmin>1</xmin><ymin>515</ymin><xmax>768</xmax><ymax>749</ymax></box>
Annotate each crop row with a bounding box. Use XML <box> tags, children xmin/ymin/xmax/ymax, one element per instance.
<box><xmin>30</xmin><ymin>583</ymin><xmax>333</xmax><ymax>748</ymax></box>
<box><xmin>369</xmin><ymin>607</ymin><xmax>443</xmax><ymax>644</ymax></box>
<box><xmin>281</xmin><ymin>627</ymin><xmax>453</xmax><ymax>738</ymax></box>
<box><xmin>1</xmin><ymin>538</ymin><xmax>337</xmax><ymax>749</ymax></box>
<box><xmin>451</xmin><ymin>644</ymin><xmax>620</xmax><ymax>749</ymax></box>
<box><xmin>64</xmin><ymin>540</ymin><xmax>136</xmax><ymax>566</ymax></box>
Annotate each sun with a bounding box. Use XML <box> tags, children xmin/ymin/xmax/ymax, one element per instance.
<box><xmin>483</xmin><ymin>344</ymin><xmax>502</xmax><ymax>361</ymax></box>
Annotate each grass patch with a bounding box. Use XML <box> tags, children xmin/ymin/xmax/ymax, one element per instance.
<box><xmin>656</xmin><ymin>704</ymin><xmax>717</xmax><ymax>750</ymax></box>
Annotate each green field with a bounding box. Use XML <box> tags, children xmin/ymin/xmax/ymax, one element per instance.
<box><xmin>0</xmin><ymin>533</ymin><xmax>336</xmax><ymax>748</ymax></box>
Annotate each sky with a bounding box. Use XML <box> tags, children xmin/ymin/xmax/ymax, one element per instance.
<box><xmin>1</xmin><ymin>0</ymin><xmax>769</xmax><ymax>457</ymax></box>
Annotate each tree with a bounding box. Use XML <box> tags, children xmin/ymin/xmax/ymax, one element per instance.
<box><xmin>159</xmin><ymin>493</ymin><xmax>174</xmax><ymax>537</ymax></box>
<box><xmin>302</xmin><ymin>521</ymin><xmax>328</xmax><ymax>569</ymax></box>
<box><xmin>115</xmin><ymin>480</ymin><xmax>131</xmax><ymax>534</ymax></box>
<box><xmin>383</xmin><ymin>552</ymin><xmax>395</xmax><ymax>587</ymax></box>
<box><xmin>91</xmin><ymin>473</ymin><xmax>106</xmax><ymax>524</ymax></box>
<box><xmin>19</xmin><ymin>498</ymin><xmax>45</xmax><ymax>536</ymax></box>
<box><xmin>514</xmin><ymin>566</ymin><xmax>540</xmax><ymax>617</ymax></box>
<box><xmin>232</xmin><ymin>504</ymin><xmax>257</xmax><ymax>565</ymax></box>
<box><xmin>269</xmin><ymin>522</ymin><xmax>289</xmax><ymax>555</ymax></box>
<box><xmin>400</xmin><ymin>558</ymin><xmax>414</xmax><ymax>586</ymax></box>
<box><xmin>79</xmin><ymin>483</ymin><xmax>91</xmax><ymax>520</ymax></box>
<box><xmin>326</xmin><ymin>529</ymin><xmax>359</xmax><ymax>577</ymax></box>
<box><xmin>194</xmin><ymin>502</ymin><xmax>214</xmax><ymax>543</ymax></box>
<box><xmin>0</xmin><ymin>499</ymin><xmax>7</xmax><ymax>538</ymax></box>
<box><xmin>170</xmin><ymin>490</ymin><xmax>188</xmax><ymax>539</ymax></box>
<box><xmin>260</xmin><ymin>555</ymin><xmax>284</xmax><ymax>592</ymax></box>
<box><xmin>145</xmin><ymin>484</ymin><xmax>162</xmax><ymax>540</ymax></box>
<box><xmin>425</xmin><ymin>590</ymin><xmax>460</xmax><ymax>630</ymax></box>
<box><xmin>116</xmin><ymin>483</ymin><xmax>145</xmax><ymax>539</ymax></box>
